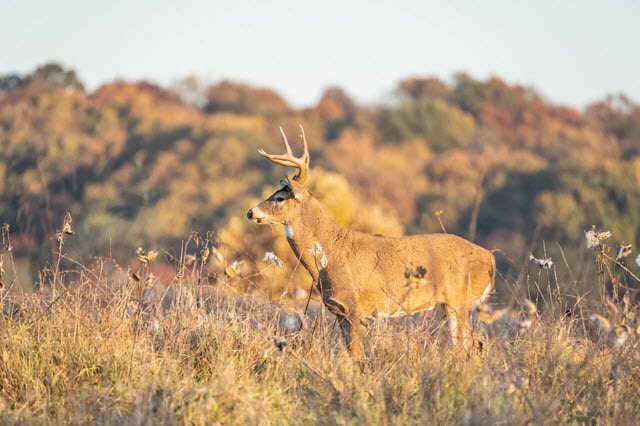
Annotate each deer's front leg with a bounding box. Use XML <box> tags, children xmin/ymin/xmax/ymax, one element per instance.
<box><xmin>337</xmin><ymin>315</ymin><xmax>366</xmax><ymax>361</ymax></box>
<box><xmin>325</xmin><ymin>297</ymin><xmax>367</xmax><ymax>360</ymax></box>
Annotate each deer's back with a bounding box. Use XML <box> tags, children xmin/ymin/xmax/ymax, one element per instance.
<box><xmin>359</xmin><ymin>232</ymin><xmax>492</xmax><ymax>268</ymax></box>
<box><xmin>337</xmin><ymin>232</ymin><xmax>495</xmax><ymax>315</ymax></box>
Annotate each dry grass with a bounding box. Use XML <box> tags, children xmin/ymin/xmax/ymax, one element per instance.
<box><xmin>1</xmin><ymin>231</ymin><xmax>640</xmax><ymax>425</ymax></box>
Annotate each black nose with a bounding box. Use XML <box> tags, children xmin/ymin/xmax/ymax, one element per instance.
<box><xmin>247</xmin><ymin>209</ymin><xmax>253</xmax><ymax>219</ymax></box>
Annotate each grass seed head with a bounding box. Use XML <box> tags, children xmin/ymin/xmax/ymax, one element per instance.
<box><xmin>209</xmin><ymin>245</ymin><xmax>225</xmax><ymax>265</ymax></box>
<box><xmin>307</xmin><ymin>242</ymin><xmax>328</xmax><ymax>270</ymax></box>
<box><xmin>263</xmin><ymin>251</ymin><xmax>284</xmax><ymax>267</ymax></box>
<box><xmin>62</xmin><ymin>212</ymin><xmax>75</xmax><ymax>235</ymax></box>
<box><xmin>200</xmin><ymin>246</ymin><xmax>210</xmax><ymax>263</ymax></box>
<box><xmin>585</xmin><ymin>228</ymin><xmax>612</xmax><ymax>249</ymax></box>
<box><xmin>128</xmin><ymin>267</ymin><xmax>141</xmax><ymax>282</ymax></box>
<box><xmin>144</xmin><ymin>274</ymin><xmax>155</xmax><ymax>288</ymax></box>
<box><xmin>616</xmin><ymin>244</ymin><xmax>633</xmax><ymax>261</ymax></box>
<box><xmin>529</xmin><ymin>253</ymin><xmax>553</xmax><ymax>269</ymax></box>
<box><xmin>523</xmin><ymin>298</ymin><xmax>538</xmax><ymax>316</ymax></box>
<box><xmin>518</xmin><ymin>318</ymin><xmax>532</xmax><ymax>333</ymax></box>
<box><xmin>225</xmin><ymin>260</ymin><xmax>242</xmax><ymax>277</ymax></box>
<box><xmin>307</xmin><ymin>242</ymin><xmax>322</xmax><ymax>257</ymax></box>
<box><xmin>605</xmin><ymin>299</ymin><xmax>619</xmax><ymax>315</ymax></box>
<box><xmin>590</xmin><ymin>314</ymin><xmax>612</xmax><ymax>331</ymax></box>
<box><xmin>612</xmin><ymin>325</ymin><xmax>630</xmax><ymax>347</ymax></box>
<box><xmin>193</xmin><ymin>231</ymin><xmax>202</xmax><ymax>247</ymax></box>
<box><xmin>136</xmin><ymin>247</ymin><xmax>158</xmax><ymax>264</ymax></box>
<box><xmin>183</xmin><ymin>253</ymin><xmax>197</xmax><ymax>266</ymax></box>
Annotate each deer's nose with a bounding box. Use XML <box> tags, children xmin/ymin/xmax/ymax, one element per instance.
<box><xmin>247</xmin><ymin>209</ymin><xmax>254</xmax><ymax>219</ymax></box>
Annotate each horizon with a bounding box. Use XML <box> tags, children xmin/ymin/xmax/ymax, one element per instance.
<box><xmin>2</xmin><ymin>1</ymin><xmax>639</xmax><ymax>110</ymax></box>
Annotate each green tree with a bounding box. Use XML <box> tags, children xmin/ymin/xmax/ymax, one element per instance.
<box><xmin>379</xmin><ymin>98</ymin><xmax>476</xmax><ymax>150</ymax></box>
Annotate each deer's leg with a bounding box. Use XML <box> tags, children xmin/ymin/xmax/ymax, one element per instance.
<box><xmin>446</xmin><ymin>305</ymin><xmax>474</xmax><ymax>351</ymax></box>
<box><xmin>344</xmin><ymin>316</ymin><xmax>367</xmax><ymax>360</ymax></box>
<box><xmin>447</xmin><ymin>306</ymin><xmax>459</xmax><ymax>346</ymax></box>
<box><xmin>325</xmin><ymin>297</ymin><xmax>366</xmax><ymax>360</ymax></box>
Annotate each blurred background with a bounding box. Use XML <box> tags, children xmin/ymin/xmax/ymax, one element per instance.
<box><xmin>1</xmin><ymin>1</ymin><xmax>639</xmax><ymax>297</ymax></box>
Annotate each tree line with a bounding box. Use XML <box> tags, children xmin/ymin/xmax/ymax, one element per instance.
<box><xmin>1</xmin><ymin>63</ymin><xmax>639</xmax><ymax>295</ymax></box>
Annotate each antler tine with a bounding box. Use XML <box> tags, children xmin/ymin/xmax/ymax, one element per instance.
<box><xmin>279</xmin><ymin>126</ymin><xmax>294</xmax><ymax>157</ymax></box>
<box><xmin>297</xmin><ymin>125</ymin><xmax>310</xmax><ymax>182</ymax></box>
<box><xmin>258</xmin><ymin>126</ymin><xmax>310</xmax><ymax>183</ymax></box>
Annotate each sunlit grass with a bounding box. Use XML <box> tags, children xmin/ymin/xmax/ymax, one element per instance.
<box><xmin>1</xmin><ymin>223</ymin><xmax>640</xmax><ymax>424</ymax></box>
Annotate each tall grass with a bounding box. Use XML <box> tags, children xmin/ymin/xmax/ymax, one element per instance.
<box><xmin>1</xmin><ymin>223</ymin><xmax>639</xmax><ymax>424</ymax></box>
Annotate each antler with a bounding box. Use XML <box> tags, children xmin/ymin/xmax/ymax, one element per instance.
<box><xmin>258</xmin><ymin>125</ymin><xmax>310</xmax><ymax>183</ymax></box>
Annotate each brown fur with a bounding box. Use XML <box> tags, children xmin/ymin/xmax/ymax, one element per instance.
<box><xmin>248</xmin><ymin>177</ymin><xmax>495</xmax><ymax>360</ymax></box>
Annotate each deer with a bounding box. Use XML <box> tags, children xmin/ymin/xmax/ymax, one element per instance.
<box><xmin>247</xmin><ymin>126</ymin><xmax>496</xmax><ymax>360</ymax></box>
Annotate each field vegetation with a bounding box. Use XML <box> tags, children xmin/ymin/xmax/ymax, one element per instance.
<box><xmin>1</xmin><ymin>63</ymin><xmax>640</xmax><ymax>423</ymax></box>
<box><xmin>1</xmin><ymin>221</ymin><xmax>640</xmax><ymax>424</ymax></box>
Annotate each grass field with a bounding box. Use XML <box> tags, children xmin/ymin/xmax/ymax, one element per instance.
<box><xmin>1</xmin><ymin>227</ymin><xmax>639</xmax><ymax>425</ymax></box>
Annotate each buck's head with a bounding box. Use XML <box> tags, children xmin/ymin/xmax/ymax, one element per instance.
<box><xmin>247</xmin><ymin>126</ymin><xmax>310</xmax><ymax>226</ymax></box>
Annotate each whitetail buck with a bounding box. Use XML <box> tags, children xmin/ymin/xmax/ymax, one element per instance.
<box><xmin>247</xmin><ymin>126</ymin><xmax>496</xmax><ymax>360</ymax></box>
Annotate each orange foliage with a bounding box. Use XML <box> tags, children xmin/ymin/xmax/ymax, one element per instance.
<box><xmin>205</xmin><ymin>81</ymin><xmax>289</xmax><ymax>117</ymax></box>
<box><xmin>2</xmin><ymin>63</ymin><xmax>640</xmax><ymax>289</ymax></box>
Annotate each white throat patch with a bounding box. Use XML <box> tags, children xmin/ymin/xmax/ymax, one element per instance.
<box><xmin>284</xmin><ymin>225</ymin><xmax>294</xmax><ymax>239</ymax></box>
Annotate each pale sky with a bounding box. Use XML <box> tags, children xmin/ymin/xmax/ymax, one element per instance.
<box><xmin>2</xmin><ymin>0</ymin><xmax>638</xmax><ymax>109</ymax></box>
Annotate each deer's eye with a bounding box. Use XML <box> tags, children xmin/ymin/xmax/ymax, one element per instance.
<box><xmin>275</xmin><ymin>196</ymin><xmax>286</xmax><ymax>203</ymax></box>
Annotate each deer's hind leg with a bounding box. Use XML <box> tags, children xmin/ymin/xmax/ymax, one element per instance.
<box><xmin>446</xmin><ymin>304</ymin><xmax>475</xmax><ymax>352</ymax></box>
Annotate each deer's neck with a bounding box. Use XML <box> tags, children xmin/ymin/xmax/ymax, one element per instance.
<box><xmin>285</xmin><ymin>196</ymin><xmax>346</xmax><ymax>275</ymax></box>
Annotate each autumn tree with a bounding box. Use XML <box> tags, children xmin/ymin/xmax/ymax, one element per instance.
<box><xmin>2</xmin><ymin>63</ymin><xmax>640</xmax><ymax>295</ymax></box>
<box><xmin>585</xmin><ymin>94</ymin><xmax>640</xmax><ymax>157</ymax></box>
<box><xmin>24</xmin><ymin>62</ymin><xmax>84</xmax><ymax>93</ymax></box>
<box><xmin>398</xmin><ymin>76</ymin><xmax>452</xmax><ymax>101</ymax></box>
<box><xmin>314</xmin><ymin>86</ymin><xmax>356</xmax><ymax>139</ymax></box>
<box><xmin>378</xmin><ymin>97</ymin><xmax>476</xmax><ymax>150</ymax></box>
<box><xmin>171</xmin><ymin>75</ymin><xmax>208</xmax><ymax>107</ymax></box>
<box><xmin>204</xmin><ymin>81</ymin><xmax>289</xmax><ymax>118</ymax></box>
<box><xmin>452</xmin><ymin>73</ymin><xmax>539</xmax><ymax>125</ymax></box>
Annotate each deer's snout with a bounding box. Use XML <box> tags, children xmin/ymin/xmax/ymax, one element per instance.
<box><xmin>247</xmin><ymin>207</ymin><xmax>264</xmax><ymax>222</ymax></box>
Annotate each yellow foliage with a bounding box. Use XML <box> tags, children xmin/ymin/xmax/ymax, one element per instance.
<box><xmin>307</xmin><ymin>169</ymin><xmax>357</xmax><ymax>226</ymax></box>
<box><xmin>140</xmin><ymin>194</ymin><xmax>198</xmax><ymax>239</ymax></box>
<box><xmin>4</xmin><ymin>66</ymin><xmax>640</xmax><ymax>295</ymax></box>
<box><xmin>351</xmin><ymin>203</ymin><xmax>404</xmax><ymax>237</ymax></box>
<box><xmin>218</xmin><ymin>216</ymin><xmax>248</xmax><ymax>251</ymax></box>
<box><xmin>535</xmin><ymin>191</ymin><xmax>584</xmax><ymax>240</ymax></box>
<box><xmin>205</xmin><ymin>177</ymin><xmax>247</xmax><ymax>208</ymax></box>
<box><xmin>84</xmin><ymin>182</ymin><xmax>121</xmax><ymax>212</ymax></box>
<box><xmin>324</xmin><ymin>131</ymin><xmax>431</xmax><ymax>223</ymax></box>
<box><xmin>633</xmin><ymin>157</ymin><xmax>640</xmax><ymax>187</ymax></box>
<box><xmin>146</xmin><ymin>151</ymin><xmax>182</xmax><ymax>189</ymax></box>
<box><xmin>307</xmin><ymin>168</ymin><xmax>404</xmax><ymax>235</ymax></box>
<box><xmin>204</xmin><ymin>113</ymin><xmax>267</xmax><ymax>135</ymax></box>
<box><xmin>219</xmin><ymin>137</ymin><xmax>250</xmax><ymax>175</ymax></box>
<box><xmin>21</xmin><ymin>170</ymin><xmax>43</xmax><ymax>196</ymax></box>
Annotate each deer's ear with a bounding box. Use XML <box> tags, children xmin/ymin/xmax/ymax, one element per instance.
<box><xmin>286</xmin><ymin>176</ymin><xmax>305</xmax><ymax>200</ymax></box>
<box><xmin>279</xmin><ymin>180</ymin><xmax>290</xmax><ymax>189</ymax></box>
